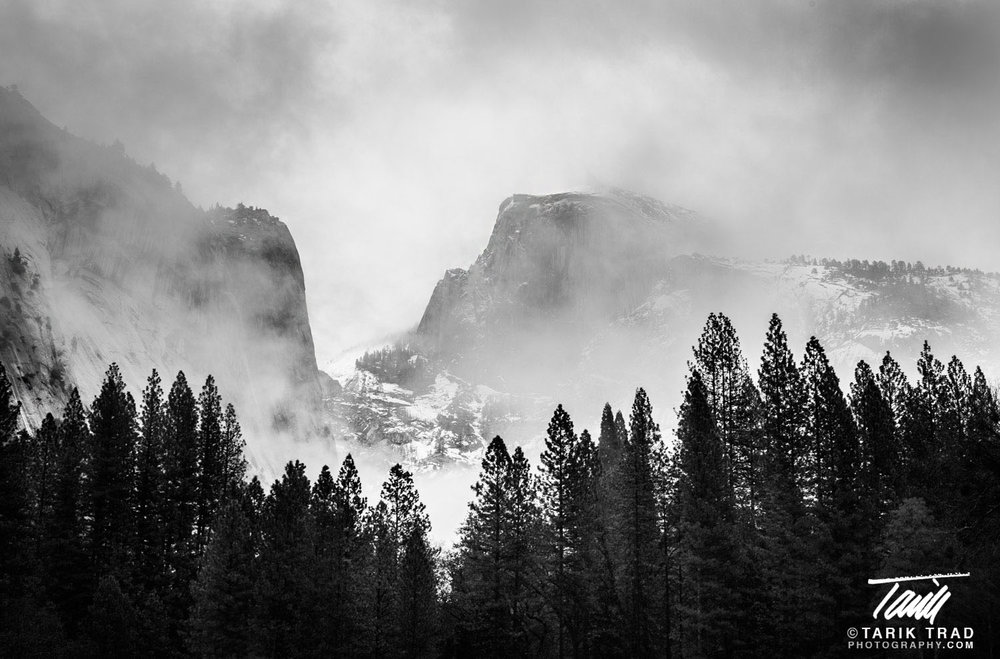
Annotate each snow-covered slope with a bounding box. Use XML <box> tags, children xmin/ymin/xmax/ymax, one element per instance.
<box><xmin>586</xmin><ymin>255</ymin><xmax>1000</xmax><ymax>408</ymax></box>
<box><xmin>326</xmin><ymin>193</ymin><xmax>1000</xmax><ymax>467</ymax></box>
<box><xmin>323</xmin><ymin>347</ymin><xmax>549</xmax><ymax>470</ymax></box>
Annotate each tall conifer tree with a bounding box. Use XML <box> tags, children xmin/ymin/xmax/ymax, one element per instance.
<box><xmin>188</xmin><ymin>484</ymin><xmax>258</xmax><ymax>657</ymax></box>
<box><xmin>692</xmin><ymin>313</ymin><xmax>761</xmax><ymax>516</ymax></box>
<box><xmin>850</xmin><ymin>361</ymin><xmax>898</xmax><ymax>510</ymax></box>
<box><xmin>756</xmin><ymin>316</ymin><xmax>819</xmax><ymax>653</ymax></box>
<box><xmin>598</xmin><ymin>403</ymin><xmax>621</xmax><ymax>476</ymax></box>
<box><xmin>538</xmin><ymin>404</ymin><xmax>580</xmax><ymax>656</ymax></box>
<box><xmin>802</xmin><ymin>337</ymin><xmax>864</xmax><ymax>642</ymax></box>
<box><xmin>254</xmin><ymin>460</ymin><xmax>316</xmax><ymax>657</ymax></box>
<box><xmin>452</xmin><ymin>436</ymin><xmax>516</xmax><ymax>655</ymax></box>
<box><xmin>30</xmin><ymin>413</ymin><xmax>60</xmax><ymax>534</ymax></box>
<box><xmin>757</xmin><ymin>314</ymin><xmax>806</xmax><ymax>507</ymax></box>
<box><xmin>220</xmin><ymin>403</ymin><xmax>246</xmax><ymax>496</ymax></box>
<box><xmin>397</xmin><ymin>524</ymin><xmax>438</xmax><ymax>657</ymax></box>
<box><xmin>366</xmin><ymin>464</ymin><xmax>434</xmax><ymax>657</ymax></box>
<box><xmin>88</xmin><ymin>363</ymin><xmax>138</xmax><ymax>577</ymax></box>
<box><xmin>674</xmin><ymin>370</ymin><xmax>737</xmax><ymax>656</ymax></box>
<box><xmin>609</xmin><ymin>388</ymin><xmax>661</xmax><ymax>658</ymax></box>
<box><xmin>196</xmin><ymin>375</ymin><xmax>223</xmax><ymax>552</ymax></box>
<box><xmin>134</xmin><ymin>369</ymin><xmax>166</xmax><ymax>592</ymax></box>
<box><xmin>47</xmin><ymin>389</ymin><xmax>92</xmax><ymax>633</ymax></box>
<box><xmin>162</xmin><ymin>371</ymin><xmax>200</xmax><ymax>624</ymax></box>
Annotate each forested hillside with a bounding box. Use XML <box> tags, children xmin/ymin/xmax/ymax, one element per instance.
<box><xmin>2</xmin><ymin>310</ymin><xmax>998</xmax><ymax>656</ymax></box>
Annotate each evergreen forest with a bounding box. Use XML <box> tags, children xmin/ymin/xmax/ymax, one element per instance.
<box><xmin>2</xmin><ymin>312</ymin><xmax>998</xmax><ymax>657</ymax></box>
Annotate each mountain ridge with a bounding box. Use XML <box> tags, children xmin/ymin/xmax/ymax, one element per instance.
<box><xmin>0</xmin><ymin>87</ymin><xmax>328</xmax><ymax>473</ymax></box>
<box><xmin>327</xmin><ymin>191</ymin><xmax>1000</xmax><ymax>468</ymax></box>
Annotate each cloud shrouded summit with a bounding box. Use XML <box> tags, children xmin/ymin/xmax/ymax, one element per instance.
<box><xmin>2</xmin><ymin>0</ymin><xmax>998</xmax><ymax>360</ymax></box>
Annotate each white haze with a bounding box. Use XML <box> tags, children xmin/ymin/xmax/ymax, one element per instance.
<box><xmin>2</xmin><ymin>0</ymin><xmax>999</xmax><ymax>364</ymax></box>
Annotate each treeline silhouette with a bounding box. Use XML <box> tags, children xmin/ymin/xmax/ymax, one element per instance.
<box><xmin>355</xmin><ymin>344</ymin><xmax>428</xmax><ymax>387</ymax></box>
<box><xmin>786</xmin><ymin>254</ymin><xmax>994</xmax><ymax>280</ymax></box>
<box><xmin>2</xmin><ymin>311</ymin><xmax>999</xmax><ymax>657</ymax></box>
<box><xmin>0</xmin><ymin>363</ymin><xmax>438</xmax><ymax>657</ymax></box>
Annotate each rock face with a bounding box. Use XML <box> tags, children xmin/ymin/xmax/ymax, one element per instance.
<box><xmin>415</xmin><ymin>190</ymin><xmax>705</xmax><ymax>389</ymax></box>
<box><xmin>0</xmin><ymin>87</ymin><xmax>325</xmax><ymax>470</ymax></box>
<box><xmin>330</xmin><ymin>190</ymin><xmax>1000</xmax><ymax>467</ymax></box>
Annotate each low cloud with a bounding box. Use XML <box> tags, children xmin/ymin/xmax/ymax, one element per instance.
<box><xmin>2</xmin><ymin>0</ymin><xmax>998</xmax><ymax>360</ymax></box>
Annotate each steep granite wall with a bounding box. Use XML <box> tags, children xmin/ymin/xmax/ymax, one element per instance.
<box><xmin>0</xmin><ymin>87</ymin><xmax>325</xmax><ymax>469</ymax></box>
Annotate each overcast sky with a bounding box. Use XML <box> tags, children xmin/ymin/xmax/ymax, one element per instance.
<box><xmin>2</xmin><ymin>0</ymin><xmax>999</xmax><ymax>363</ymax></box>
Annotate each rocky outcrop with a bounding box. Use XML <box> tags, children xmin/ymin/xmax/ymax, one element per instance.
<box><xmin>0</xmin><ymin>87</ymin><xmax>325</xmax><ymax>469</ymax></box>
<box><xmin>414</xmin><ymin>190</ymin><xmax>704</xmax><ymax>387</ymax></box>
<box><xmin>331</xmin><ymin>191</ymin><xmax>1000</xmax><ymax>468</ymax></box>
<box><xmin>417</xmin><ymin>268</ymin><xmax>468</xmax><ymax>342</ymax></box>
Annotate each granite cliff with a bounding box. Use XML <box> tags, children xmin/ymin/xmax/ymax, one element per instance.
<box><xmin>327</xmin><ymin>190</ymin><xmax>1000</xmax><ymax>467</ymax></box>
<box><xmin>0</xmin><ymin>87</ymin><xmax>326</xmax><ymax>472</ymax></box>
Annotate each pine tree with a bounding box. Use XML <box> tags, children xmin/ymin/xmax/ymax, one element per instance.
<box><xmin>379</xmin><ymin>464</ymin><xmax>431</xmax><ymax>556</ymax></box>
<box><xmin>650</xmin><ymin>422</ymin><xmax>681</xmax><ymax>659</ymax></box>
<box><xmin>755</xmin><ymin>316</ymin><xmax>818</xmax><ymax>654</ymax></box>
<box><xmin>30</xmin><ymin>413</ymin><xmax>60</xmax><ymax>535</ymax></box>
<box><xmin>188</xmin><ymin>485</ymin><xmax>258</xmax><ymax>657</ymax></box>
<box><xmin>397</xmin><ymin>524</ymin><xmax>438</xmax><ymax>658</ymax></box>
<box><xmin>196</xmin><ymin>375</ymin><xmax>223</xmax><ymax>553</ymax></box>
<box><xmin>614</xmin><ymin>410</ymin><xmax>628</xmax><ymax>453</ymax></box>
<box><xmin>608</xmin><ymin>388</ymin><xmax>661</xmax><ymax>658</ymax></box>
<box><xmin>960</xmin><ymin>367</ymin><xmax>1000</xmax><ymax>642</ymax></box>
<box><xmin>452</xmin><ymin>436</ymin><xmax>515</xmax><ymax>655</ymax></box>
<box><xmin>801</xmin><ymin>337</ymin><xmax>864</xmax><ymax>644</ymax></box>
<box><xmin>967</xmin><ymin>366</ymin><xmax>999</xmax><ymax>451</ymax></box>
<box><xmin>936</xmin><ymin>356</ymin><xmax>973</xmax><ymax>498</ymax></box>
<box><xmin>567</xmin><ymin>428</ymin><xmax>603</xmax><ymax>657</ymax></box>
<box><xmin>324</xmin><ymin>454</ymin><xmax>370</xmax><ymax>656</ymax></box>
<box><xmin>537</xmin><ymin>404</ymin><xmax>580</xmax><ymax>656</ymax></box>
<box><xmin>846</xmin><ymin>361</ymin><xmax>893</xmax><ymax>614</ymax></box>
<box><xmin>757</xmin><ymin>313</ymin><xmax>806</xmax><ymax>510</ymax></box>
<box><xmin>358</xmin><ymin>464</ymin><xmax>438</xmax><ymax>657</ymax></box>
<box><xmin>313</xmin><ymin>463</ymin><xmax>337</xmax><ymax>516</ymax></box>
<box><xmin>334</xmin><ymin>454</ymin><xmax>367</xmax><ymax>533</ymax></box>
<box><xmin>594</xmin><ymin>405</ymin><xmax>626</xmax><ymax>657</ymax></box>
<box><xmin>875</xmin><ymin>351</ymin><xmax>909</xmax><ymax>426</ymax></box>
<box><xmin>801</xmin><ymin>338</ymin><xmax>856</xmax><ymax>506</ymax></box>
<box><xmin>692</xmin><ymin>313</ymin><xmax>761</xmax><ymax>517</ymax></box>
<box><xmin>308</xmin><ymin>456</ymin><xmax>364</xmax><ymax>655</ymax></box>
<box><xmin>674</xmin><ymin>370</ymin><xmax>737</xmax><ymax>656</ymax></box>
<box><xmin>598</xmin><ymin>403</ymin><xmax>622</xmax><ymax>476</ymax></box>
<box><xmin>965</xmin><ymin>367</ymin><xmax>1000</xmax><ymax>534</ymax></box>
<box><xmin>220</xmin><ymin>403</ymin><xmax>246</xmax><ymax>497</ymax></box>
<box><xmin>450</xmin><ymin>437</ymin><xmax>546</xmax><ymax>657</ymax></box>
<box><xmin>134</xmin><ymin>370</ymin><xmax>166</xmax><ymax>593</ymax></box>
<box><xmin>850</xmin><ymin>360</ymin><xmax>898</xmax><ymax>510</ymax></box>
<box><xmin>46</xmin><ymin>389</ymin><xmax>92</xmax><ymax>633</ymax></box>
<box><xmin>365</xmin><ymin>500</ymin><xmax>395</xmax><ymax>659</ymax></box>
<box><xmin>254</xmin><ymin>460</ymin><xmax>316</xmax><ymax>657</ymax></box>
<box><xmin>904</xmin><ymin>341</ymin><xmax>954</xmax><ymax>492</ymax></box>
<box><xmin>88</xmin><ymin>363</ymin><xmax>138</xmax><ymax>577</ymax></box>
<box><xmin>904</xmin><ymin>341</ymin><xmax>945</xmax><ymax>499</ymax></box>
<box><xmin>162</xmin><ymin>371</ymin><xmax>200</xmax><ymax>625</ymax></box>
<box><xmin>506</xmin><ymin>446</ymin><xmax>546</xmax><ymax>655</ymax></box>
